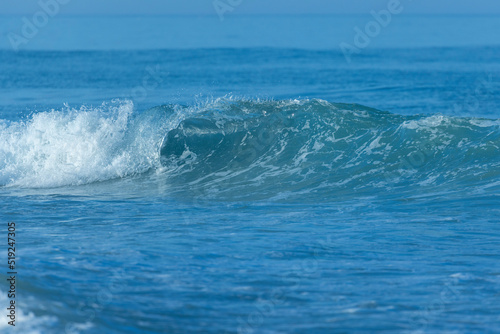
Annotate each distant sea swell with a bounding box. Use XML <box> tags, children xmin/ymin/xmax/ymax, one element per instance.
<box><xmin>1</xmin><ymin>99</ymin><xmax>499</xmax><ymax>200</ymax></box>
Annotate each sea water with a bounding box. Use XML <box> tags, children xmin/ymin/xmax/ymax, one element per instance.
<box><xmin>0</xmin><ymin>15</ymin><xmax>500</xmax><ymax>333</ymax></box>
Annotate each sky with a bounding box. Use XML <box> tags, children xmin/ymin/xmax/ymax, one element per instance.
<box><xmin>1</xmin><ymin>0</ymin><xmax>500</xmax><ymax>16</ymax></box>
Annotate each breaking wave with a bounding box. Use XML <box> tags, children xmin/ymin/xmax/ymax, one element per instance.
<box><xmin>1</xmin><ymin>98</ymin><xmax>499</xmax><ymax>200</ymax></box>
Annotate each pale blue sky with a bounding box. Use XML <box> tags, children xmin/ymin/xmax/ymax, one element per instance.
<box><xmin>1</xmin><ymin>0</ymin><xmax>500</xmax><ymax>15</ymax></box>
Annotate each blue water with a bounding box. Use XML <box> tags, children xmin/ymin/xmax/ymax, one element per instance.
<box><xmin>1</xmin><ymin>15</ymin><xmax>500</xmax><ymax>333</ymax></box>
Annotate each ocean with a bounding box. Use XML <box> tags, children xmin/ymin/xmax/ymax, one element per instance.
<box><xmin>0</xmin><ymin>15</ymin><xmax>500</xmax><ymax>333</ymax></box>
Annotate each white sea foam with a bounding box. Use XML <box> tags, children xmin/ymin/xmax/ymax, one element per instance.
<box><xmin>401</xmin><ymin>115</ymin><xmax>448</xmax><ymax>130</ymax></box>
<box><xmin>0</xmin><ymin>291</ymin><xmax>56</xmax><ymax>334</ymax></box>
<box><xmin>0</xmin><ymin>290</ymin><xmax>95</xmax><ymax>334</ymax></box>
<box><xmin>0</xmin><ymin>100</ymin><xmax>166</xmax><ymax>188</ymax></box>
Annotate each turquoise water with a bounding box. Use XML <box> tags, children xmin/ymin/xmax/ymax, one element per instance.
<box><xmin>0</xmin><ymin>15</ymin><xmax>500</xmax><ymax>333</ymax></box>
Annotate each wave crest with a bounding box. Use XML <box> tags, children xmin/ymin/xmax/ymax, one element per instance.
<box><xmin>1</xmin><ymin>98</ymin><xmax>499</xmax><ymax>199</ymax></box>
